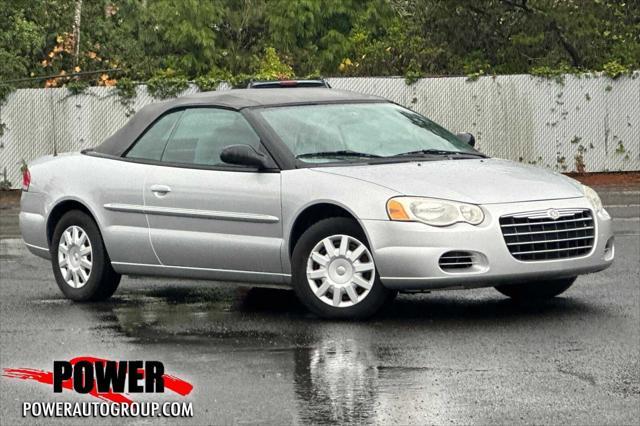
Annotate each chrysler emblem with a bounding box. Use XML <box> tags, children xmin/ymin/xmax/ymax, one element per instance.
<box><xmin>547</xmin><ymin>209</ymin><xmax>561</xmax><ymax>220</ymax></box>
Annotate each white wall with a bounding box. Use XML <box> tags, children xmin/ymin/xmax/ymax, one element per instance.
<box><xmin>0</xmin><ymin>73</ymin><xmax>638</xmax><ymax>189</ymax></box>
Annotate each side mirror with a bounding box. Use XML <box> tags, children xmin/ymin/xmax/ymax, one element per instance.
<box><xmin>220</xmin><ymin>144</ymin><xmax>272</xmax><ymax>169</ymax></box>
<box><xmin>456</xmin><ymin>132</ymin><xmax>476</xmax><ymax>147</ymax></box>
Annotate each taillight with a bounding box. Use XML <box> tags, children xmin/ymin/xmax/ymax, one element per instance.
<box><xmin>21</xmin><ymin>166</ymin><xmax>30</xmax><ymax>191</ymax></box>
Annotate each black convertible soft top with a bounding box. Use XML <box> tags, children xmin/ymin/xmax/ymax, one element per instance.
<box><xmin>93</xmin><ymin>88</ymin><xmax>385</xmax><ymax>157</ymax></box>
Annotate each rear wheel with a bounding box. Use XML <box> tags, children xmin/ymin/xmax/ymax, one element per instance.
<box><xmin>291</xmin><ymin>217</ymin><xmax>395</xmax><ymax>319</ymax></box>
<box><xmin>495</xmin><ymin>277</ymin><xmax>576</xmax><ymax>300</ymax></box>
<box><xmin>51</xmin><ymin>210</ymin><xmax>121</xmax><ymax>301</ymax></box>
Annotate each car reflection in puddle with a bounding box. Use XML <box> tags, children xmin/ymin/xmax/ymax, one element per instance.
<box><xmin>294</xmin><ymin>337</ymin><xmax>379</xmax><ymax>423</ymax></box>
<box><xmin>43</xmin><ymin>281</ymin><xmax>598</xmax><ymax>424</ymax></box>
<box><xmin>81</xmin><ymin>285</ymin><xmax>386</xmax><ymax>422</ymax></box>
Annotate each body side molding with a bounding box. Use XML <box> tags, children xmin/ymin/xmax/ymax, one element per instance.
<box><xmin>104</xmin><ymin>203</ymin><xmax>280</xmax><ymax>223</ymax></box>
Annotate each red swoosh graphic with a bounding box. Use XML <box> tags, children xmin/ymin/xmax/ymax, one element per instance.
<box><xmin>2</xmin><ymin>356</ymin><xmax>193</xmax><ymax>403</ymax></box>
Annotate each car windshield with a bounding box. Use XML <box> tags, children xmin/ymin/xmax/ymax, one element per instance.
<box><xmin>255</xmin><ymin>102</ymin><xmax>482</xmax><ymax>163</ymax></box>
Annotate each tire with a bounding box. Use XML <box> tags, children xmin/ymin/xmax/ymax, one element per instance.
<box><xmin>495</xmin><ymin>277</ymin><xmax>577</xmax><ymax>300</ymax></box>
<box><xmin>291</xmin><ymin>217</ymin><xmax>394</xmax><ymax>319</ymax></box>
<box><xmin>50</xmin><ymin>210</ymin><xmax>121</xmax><ymax>301</ymax></box>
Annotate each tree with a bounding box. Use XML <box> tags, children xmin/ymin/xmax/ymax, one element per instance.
<box><xmin>395</xmin><ymin>0</ymin><xmax>640</xmax><ymax>76</ymax></box>
<box><xmin>0</xmin><ymin>2</ymin><xmax>48</xmax><ymax>81</ymax></box>
<box><xmin>0</xmin><ymin>0</ymin><xmax>638</xmax><ymax>88</ymax></box>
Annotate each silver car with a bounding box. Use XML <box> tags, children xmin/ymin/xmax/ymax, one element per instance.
<box><xmin>19</xmin><ymin>88</ymin><xmax>614</xmax><ymax>319</ymax></box>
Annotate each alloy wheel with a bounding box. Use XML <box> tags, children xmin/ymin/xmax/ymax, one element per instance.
<box><xmin>306</xmin><ymin>234</ymin><xmax>376</xmax><ymax>308</ymax></box>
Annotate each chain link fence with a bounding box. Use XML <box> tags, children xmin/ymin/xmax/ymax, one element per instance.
<box><xmin>1</xmin><ymin>74</ymin><xmax>638</xmax><ymax>189</ymax></box>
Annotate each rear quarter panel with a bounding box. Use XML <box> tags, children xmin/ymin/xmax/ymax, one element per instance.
<box><xmin>25</xmin><ymin>153</ymin><xmax>158</xmax><ymax>265</ymax></box>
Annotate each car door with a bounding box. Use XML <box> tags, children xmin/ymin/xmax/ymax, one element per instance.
<box><xmin>141</xmin><ymin>107</ymin><xmax>284</xmax><ymax>283</ymax></box>
<box><xmin>89</xmin><ymin>157</ymin><xmax>156</xmax><ymax>266</ymax></box>
<box><xmin>103</xmin><ymin>109</ymin><xmax>186</xmax><ymax>267</ymax></box>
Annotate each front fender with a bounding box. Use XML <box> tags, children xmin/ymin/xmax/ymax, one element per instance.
<box><xmin>280</xmin><ymin>168</ymin><xmax>399</xmax><ymax>274</ymax></box>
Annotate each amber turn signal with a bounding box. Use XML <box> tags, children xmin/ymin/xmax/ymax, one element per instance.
<box><xmin>387</xmin><ymin>199</ymin><xmax>411</xmax><ymax>221</ymax></box>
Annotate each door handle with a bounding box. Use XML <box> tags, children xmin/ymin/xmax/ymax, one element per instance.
<box><xmin>150</xmin><ymin>184</ymin><xmax>171</xmax><ymax>196</ymax></box>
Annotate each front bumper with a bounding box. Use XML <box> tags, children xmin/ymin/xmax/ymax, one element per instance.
<box><xmin>364</xmin><ymin>197</ymin><xmax>614</xmax><ymax>290</ymax></box>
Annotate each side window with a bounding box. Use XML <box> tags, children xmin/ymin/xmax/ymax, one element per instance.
<box><xmin>125</xmin><ymin>111</ymin><xmax>182</xmax><ymax>160</ymax></box>
<box><xmin>161</xmin><ymin>108</ymin><xmax>261</xmax><ymax>166</ymax></box>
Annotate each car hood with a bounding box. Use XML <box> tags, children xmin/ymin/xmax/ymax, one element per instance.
<box><xmin>312</xmin><ymin>158</ymin><xmax>584</xmax><ymax>204</ymax></box>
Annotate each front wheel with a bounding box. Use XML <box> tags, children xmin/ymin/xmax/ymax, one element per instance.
<box><xmin>51</xmin><ymin>210</ymin><xmax>121</xmax><ymax>301</ymax></box>
<box><xmin>495</xmin><ymin>277</ymin><xmax>577</xmax><ymax>300</ymax></box>
<box><xmin>291</xmin><ymin>217</ymin><xmax>395</xmax><ymax>319</ymax></box>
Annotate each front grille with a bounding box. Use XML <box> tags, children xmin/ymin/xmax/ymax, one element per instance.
<box><xmin>439</xmin><ymin>251</ymin><xmax>475</xmax><ymax>271</ymax></box>
<box><xmin>499</xmin><ymin>208</ymin><xmax>595</xmax><ymax>261</ymax></box>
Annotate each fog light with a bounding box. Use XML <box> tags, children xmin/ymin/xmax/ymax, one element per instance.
<box><xmin>604</xmin><ymin>237</ymin><xmax>615</xmax><ymax>261</ymax></box>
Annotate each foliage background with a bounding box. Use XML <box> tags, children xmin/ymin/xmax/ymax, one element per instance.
<box><xmin>1</xmin><ymin>1</ymin><xmax>639</xmax><ymax>187</ymax></box>
<box><xmin>1</xmin><ymin>0</ymin><xmax>639</xmax><ymax>90</ymax></box>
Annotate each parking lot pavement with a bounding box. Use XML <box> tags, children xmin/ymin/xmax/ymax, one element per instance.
<box><xmin>0</xmin><ymin>189</ymin><xmax>638</xmax><ymax>425</ymax></box>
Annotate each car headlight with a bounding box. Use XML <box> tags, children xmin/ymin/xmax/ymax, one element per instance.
<box><xmin>386</xmin><ymin>197</ymin><xmax>484</xmax><ymax>226</ymax></box>
<box><xmin>583</xmin><ymin>185</ymin><xmax>603</xmax><ymax>213</ymax></box>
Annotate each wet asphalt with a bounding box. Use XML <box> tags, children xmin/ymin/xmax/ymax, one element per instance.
<box><xmin>0</xmin><ymin>188</ymin><xmax>638</xmax><ymax>425</ymax></box>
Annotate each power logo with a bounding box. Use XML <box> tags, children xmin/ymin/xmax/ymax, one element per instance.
<box><xmin>53</xmin><ymin>360</ymin><xmax>165</xmax><ymax>394</ymax></box>
<box><xmin>3</xmin><ymin>356</ymin><xmax>193</xmax><ymax>403</ymax></box>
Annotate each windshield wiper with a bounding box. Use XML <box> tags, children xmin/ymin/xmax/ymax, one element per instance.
<box><xmin>392</xmin><ymin>149</ymin><xmax>487</xmax><ymax>158</ymax></box>
<box><xmin>296</xmin><ymin>150</ymin><xmax>383</xmax><ymax>159</ymax></box>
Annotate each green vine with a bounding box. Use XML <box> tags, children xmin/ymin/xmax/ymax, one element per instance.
<box><xmin>464</xmin><ymin>60</ymin><xmax>490</xmax><ymax>83</ymax></box>
<box><xmin>193</xmin><ymin>69</ymin><xmax>230</xmax><ymax>92</ymax></box>
<box><xmin>570</xmin><ymin>136</ymin><xmax>582</xmax><ymax>144</ymax></box>
<box><xmin>404</xmin><ymin>60</ymin><xmax>423</xmax><ymax>85</ymax></box>
<box><xmin>529</xmin><ymin>62</ymin><xmax>633</xmax><ymax>84</ymax></box>
<box><xmin>66</xmin><ymin>80</ymin><xmax>89</xmax><ymax>96</ymax></box>
<box><xmin>404</xmin><ymin>69</ymin><xmax>423</xmax><ymax>85</ymax></box>
<box><xmin>465</xmin><ymin>70</ymin><xmax>485</xmax><ymax>82</ymax></box>
<box><xmin>0</xmin><ymin>83</ymin><xmax>14</xmax><ymax>138</ymax></box>
<box><xmin>601</xmin><ymin>60</ymin><xmax>632</xmax><ymax>79</ymax></box>
<box><xmin>530</xmin><ymin>65</ymin><xmax>575</xmax><ymax>84</ymax></box>
<box><xmin>0</xmin><ymin>83</ymin><xmax>14</xmax><ymax>105</ymax></box>
<box><xmin>115</xmin><ymin>77</ymin><xmax>137</xmax><ymax>116</ymax></box>
<box><xmin>194</xmin><ymin>76</ymin><xmax>222</xmax><ymax>92</ymax></box>
<box><xmin>115</xmin><ymin>77</ymin><xmax>136</xmax><ymax>100</ymax></box>
<box><xmin>147</xmin><ymin>70</ymin><xmax>189</xmax><ymax>99</ymax></box>
<box><xmin>227</xmin><ymin>73</ymin><xmax>253</xmax><ymax>89</ymax></box>
<box><xmin>574</xmin><ymin>144</ymin><xmax>587</xmax><ymax>173</ymax></box>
